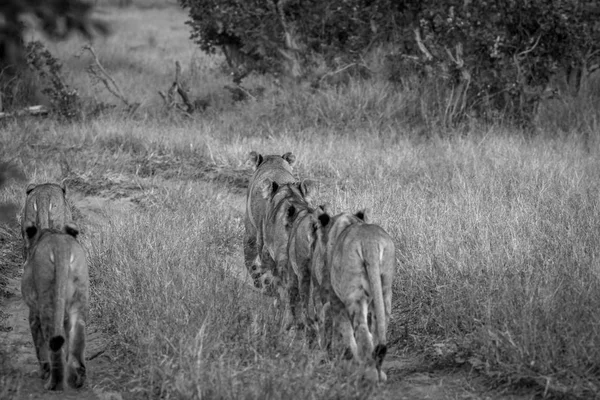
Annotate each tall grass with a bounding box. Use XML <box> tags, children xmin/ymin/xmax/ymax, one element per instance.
<box><xmin>4</xmin><ymin>116</ymin><xmax>599</xmax><ymax>397</ymax></box>
<box><xmin>2</xmin><ymin>3</ymin><xmax>600</xmax><ymax>398</ymax></box>
<box><xmin>85</xmin><ymin>179</ymin><xmax>380</xmax><ymax>398</ymax></box>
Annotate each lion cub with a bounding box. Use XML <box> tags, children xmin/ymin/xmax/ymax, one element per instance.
<box><xmin>21</xmin><ymin>223</ymin><xmax>89</xmax><ymax>391</ymax></box>
<box><xmin>21</xmin><ymin>182</ymin><xmax>72</xmax><ymax>259</ymax></box>
<box><xmin>244</xmin><ymin>151</ymin><xmax>297</xmax><ymax>293</ymax></box>
<box><xmin>313</xmin><ymin>209</ymin><xmax>395</xmax><ymax>383</ymax></box>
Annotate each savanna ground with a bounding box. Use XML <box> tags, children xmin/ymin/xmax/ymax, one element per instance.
<box><xmin>1</xmin><ymin>1</ymin><xmax>600</xmax><ymax>399</ymax></box>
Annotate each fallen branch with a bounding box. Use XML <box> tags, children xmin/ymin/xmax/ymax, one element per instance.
<box><xmin>0</xmin><ymin>105</ymin><xmax>50</xmax><ymax>119</ymax></box>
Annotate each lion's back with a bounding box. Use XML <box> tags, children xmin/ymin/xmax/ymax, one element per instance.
<box><xmin>330</xmin><ymin>222</ymin><xmax>395</xmax><ymax>289</ymax></box>
<box><xmin>21</xmin><ymin>183</ymin><xmax>72</xmax><ymax>232</ymax></box>
<box><xmin>23</xmin><ymin>229</ymin><xmax>88</xmax><ymax>307</ymax></box>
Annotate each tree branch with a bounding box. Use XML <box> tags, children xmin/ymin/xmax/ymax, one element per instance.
<box><xmin>160</xmin><ymin>61</ymin><xmax>196</xmax><ymax>114</ymax></box>
<box><xmin>82</xmin><ymin>44</ymin><xmax>131</xmax><ymax>108</ymax></box>
<box><xmin>414</xmin><ymin>28</ymin><xmax>433</xmax><ymax>61</ymax></box>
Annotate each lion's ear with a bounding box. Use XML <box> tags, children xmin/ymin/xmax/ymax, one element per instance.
<box><xmin>26</xmin><ymin>183</ymin><xmax>37</xmax><ymax>194</ymax></box>
<box><xmin>60</xmin><ymin>180</ymin><xmax>68</xmax><ymax>194</ymax></box>
<box><xmin>261</xmin><ymin>179</ymin><xmax>279</xmax><ymax>199</ymax></box>
<box><xmin>355</xmin><ymin>208</ymin><xmax>369</xmax><ymax>223</ymax></box>
<box><xmin>299</xmin><ymin>179</ymin><xmax>315</xmax><ymax>204</ymax></box>
<box><xmin>248</xmin><ymin>151</ymin><xmax>264</xmax><ymax>170</ymax></box>
<box><xmin>282</xmin><ymin>152</ymin><xmax>296</xmax><ymax>166</ymax></box>
<box><xmin>25</xmin><ymin>223</ymin><xmax>38</xmax><ymax>240</ymax></box>
<box><xmin>318</xmin><ymin>212</ymin><xmax>331</xmax><ymax>228</ymax></box>
<box><xmin>311</xmin><ymin>210</ymin><xmax>330</xmax><ymax>242</ymax></box>
<box><xmin>320</xmin><ymin>204</ymin><xmax>332</xmax><ymax>215</ymax></box>
<box><xmin>64</xmin><ymin>224</ymin><xmax>79</xmax><ymax>239</ymax></box>
<box><xmin>286</xmin><ymin>204</ymin><xmax>297</xmax><ymax>226</ymax></box>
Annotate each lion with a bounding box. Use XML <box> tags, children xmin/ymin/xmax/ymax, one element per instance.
<box><xmin>244</xmin><ymin>151</ymin><xmax>296</xmax><ymax>292</ymax></box>
<box><xmin>21</xmin><ymin>182</ymin><xmax>72</xmax><ymax>259</ymax></box>
<box><xmin>21</xmin><ymin>223</ymin><xmax>89</xmax><ymax>391</ymax></box>
<box><xmin>312</xmin><ymin>209</ymin><xmax>395</xmax><ymax>383</ymax></box>
<box><xmin>286</xmin><ymin>203</ymin><xmax>330</xmax><ymax>333</ymax></box>
<box><xmin>259</xmin><ymin>178</ymin><xmax>315</xmax><ymax>307</ymax></box>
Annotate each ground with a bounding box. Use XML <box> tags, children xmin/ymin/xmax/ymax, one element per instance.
<box><xmin>0</xmin><ymin>167</ymin><xmax>536</xmax><ymax>399</ymax></box>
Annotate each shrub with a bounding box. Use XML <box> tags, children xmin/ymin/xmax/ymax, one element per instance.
<box><xmin>180</xmin><ymin>0</ymin><xmax>600</xmax><ymax>125</ymax></box>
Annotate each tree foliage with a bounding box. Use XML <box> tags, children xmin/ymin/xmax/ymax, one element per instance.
<box><xmin>179</xmin><ymin>0</ymin><xmax>407</xmax><ymax>81</ymax></box>
<box><xmin>0</xmin><ymin>0</ymin><xmax>109</xmax><ymax>69</ymax></box>
<box><xmin>414</xmin><ymin>0</ymin><xmax>600</xmax><ymax>123</ymax></box>
<box><xmin>180</xmin><ymin>0</ymin><xmax>600</xmax><ymax>124</ymax></box>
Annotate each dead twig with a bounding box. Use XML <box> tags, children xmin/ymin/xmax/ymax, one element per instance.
<box><xmin>224</xmin><ymin>84</ymin><xmax>256</xmax><ymax>102</ymax></box>
<box><xmin>159</xmin><ymin>61</ymin><xmax>196</xmax><ymax>114</ymax></box>
<box><xmin>87</xmin><ymin>349</ymin><xmax>106</xmax><ymax>361</ymax></box>
<box><xmin>81</xmin><ymin>44</ymin><xmax>137</xmax><ymax>112</ymax></box>
<box><xmin>414</xmin><ymin>28</ymin><xmax>433</xmax><ymax>62</ymax></box>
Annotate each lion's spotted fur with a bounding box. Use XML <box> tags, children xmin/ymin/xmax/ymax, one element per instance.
<box><xmin>21</xmin><ymin>183</ymin><xmax>72</xmax><ymax>259</ymax></box>
<box><xmin>21</xmin><ymin>224</ymin><xmax>89</xmax><ymax>391</ymax></box>
<box><xmin>312</xmin><ymin>210</ymin><xmax>395</xmax><ymax>382</ymax></box>
<box><xmin>244</xmin><ymin>151</ymin><xmax>296</xmax><ymax>293</ymax></box>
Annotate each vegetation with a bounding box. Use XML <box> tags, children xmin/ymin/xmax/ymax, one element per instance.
<box><xmin>0</xmin><ymin>0</ymin><xmax>108</xmax><ymax>112</ymax></box>
<box><xmin>180</xmin><ymin>0</ymin><xmax>600</xmax><ymax>124</ymax></box>
<box><xmin>1</xmin><ymin>1</ymin><xmax>600</xmax><ymax>399</ymax></box>
<box><xmin>0</xmin><ymin>0</ymin><xmax>108</xmax><ymax>66</ymax></box>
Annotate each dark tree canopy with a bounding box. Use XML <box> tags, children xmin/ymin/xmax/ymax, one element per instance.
<box><xmin>0</xmin><ymin>0</ymin><xmax>109</xmax><ymax>68</ymax></box>
<box><xmin>180</xmin><ymin>0</ymin><xmax>600</xmax><ymax>123</ymax></box>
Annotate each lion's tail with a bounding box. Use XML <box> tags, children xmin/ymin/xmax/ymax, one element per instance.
<box><xmin>49</xmin><ymin>243</ymin><xmax>68</xmax><ymax>376</ymax></box>
<box><xmin>365</xmin><ymin>241</ymin><xmax>387</xmax><ymax>369</ymax></box>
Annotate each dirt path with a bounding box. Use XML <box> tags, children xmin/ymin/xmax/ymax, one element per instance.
<box><xmin>0</xmin><ymin>193</ymin><xmax>131</xmax><ymax>400</ymax></box>
<box><xmin>0</xmin><ymin>275</ymin><xmax>120</xmax><ymax>400</ymax></box>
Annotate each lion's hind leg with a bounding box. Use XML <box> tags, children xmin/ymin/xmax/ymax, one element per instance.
<box><xmin>257</xmin><ymin>251</ymin><xmax>278</xmax><ymax>296</ymax></box>
<box><xmin>331</xmin><ymin>295</ymin><xmax>358</xmax><ymax>361</ymax></box>
<box><xmin>44</xmin><ymin>334</ymin><xmax>65</xmax><ymax>390</ymax></box>
<box><xmin>284</xmin><ymin>267</ymin><xmax>301</xmax><ymax>332</ymax></box>
<box><xmin>350</xmin><ymin>295</ymin><xmax>387</xmax><ymax>383</ymax></box>
<box><xmin>66</xmin><ymin>311</ymin><xmax>86</xmax><ymax>389</ymax></box>
<box><xmin>350</xmin><ymin>297</ymin><xmax>374</xmax><ymax>364</ymax></box>
<box><xmin>371</xmin><ymin>263</ymin><xmax>393</xmax><ymax>382</ymax></box>
<box><xmin>29</xmin><ymin>309</ymin><xmax>50</xmax><ymax>380</ymax></box>
<box><xmin>244</xmin><ymin>233</ymin><xmax>260</xmax><ymax>281</ymax></box>
<box><xmin>297</xmin><ymin>264</ymin><xmax>311</xmax><ymax>330</ymax></box>
<box><xmin>39</xmin><ymin>309</ymin><xmax>65</xmax><ymax>391</ymax></box>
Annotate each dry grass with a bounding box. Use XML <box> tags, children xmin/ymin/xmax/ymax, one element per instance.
<box><xmin>1</xmin><ymin>2</ymin><xmax>600</xmax><ymax>399</ymax></box>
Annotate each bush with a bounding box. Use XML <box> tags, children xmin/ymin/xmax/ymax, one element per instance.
<box><xmin>180</xmin><ymin>0</ymin><xmax>600</xmax><ymax>125</ymax></box>
<box><xmin>178</xmin><ymin>0</ymin><xmax>405</xmax><ymax>81</ymax></box>
<box><xmin>0</xmin><ymin>1</ymin><xmax>108</xmax><ymax>68</ymax></box>
<box><xmin>413</xmin><ymin>0</ymin><xmax>600</xmax><ymax>125</ymax></box>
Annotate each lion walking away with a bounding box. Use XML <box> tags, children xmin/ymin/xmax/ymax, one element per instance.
<box><xmin>312</xmin><ymin>209</ymin><xmax>395</xmax><ymax>383</ymax></box>
<box><xmin>244</xmin><ymin>151</ymin><xmax>297</xmax><ymax>294</ymax></box>
<box><xmin>21</xmin><ymin>223</ymin><xmax>89</xmax><ymax>391</ymax></box>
